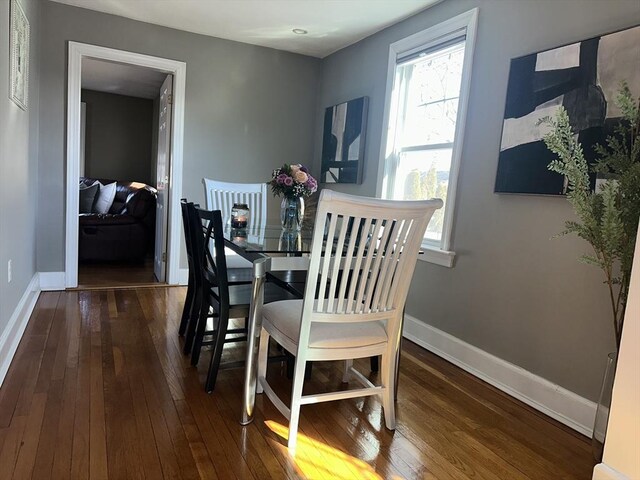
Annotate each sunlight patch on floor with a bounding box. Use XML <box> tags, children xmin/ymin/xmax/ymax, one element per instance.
<box><xmin>266</xmin><ymin>420</ymin><xmax>404</xmax><ymax>480</ymax></box>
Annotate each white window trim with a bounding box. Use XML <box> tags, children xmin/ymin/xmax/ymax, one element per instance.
<box><xmin>419</xmin><ymin>245</ymin><xmax>456</xmax><ymax>268</ymax></box>
<box><xmin>376</xmin><ymin>8</ymin><xmax>478</xmax><ymax>268</ymax></box>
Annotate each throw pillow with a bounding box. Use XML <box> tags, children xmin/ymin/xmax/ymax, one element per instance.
<box><xmin>93</xmin><ymin>181</ymin><xmax>117</xmax><ymax>214</ymax></box>
<box><xmin>79</xmin><ymin>183</ymin><xmax>99</xmax><ymax>213</ymax></box>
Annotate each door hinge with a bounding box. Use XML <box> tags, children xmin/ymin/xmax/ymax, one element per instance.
<box><xmin>162</xmin><ymin>252</ymin><xmax>167</xmax><ymax>262</ymax></box>
<box><xmin>167</xmin><ymin>94</ymin><xmax>173</xmax><ymax>105</ymax></box>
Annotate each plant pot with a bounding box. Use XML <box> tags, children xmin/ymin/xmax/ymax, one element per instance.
<box><xmin>280</xmin><ymin>196</ymin><xmax>304</xmax><ymax>232</ymax></box>
<box><xmin>592</xmin><ymin>352</ymin><xmax>617</xmax><ymax>462</ymax></box>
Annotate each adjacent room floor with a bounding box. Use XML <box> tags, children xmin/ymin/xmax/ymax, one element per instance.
<box><xmin>77</xmin><ymin>256</ymin><xmax>158</xmax><ymax>288</ymax></box>
<box><xmin>0</xmin><ymin>287</ymin><xmax>595</xmax><ymax>479</ymax></box>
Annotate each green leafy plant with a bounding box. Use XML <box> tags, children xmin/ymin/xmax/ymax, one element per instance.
<box><xmin>540</xmin><ymin>82</ymin><xmax>640</xmax><ymax>349</ymax></box>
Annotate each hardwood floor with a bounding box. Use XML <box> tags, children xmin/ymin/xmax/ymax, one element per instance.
<box><xmin>0</xmin><ymin>287</ymin><xmax>595</xmax><ymax>479</ymax></box>
<box><xmin>77</xmin><ymin>258</ymin><xmax>158</xmax><ymax>288</ymax></box>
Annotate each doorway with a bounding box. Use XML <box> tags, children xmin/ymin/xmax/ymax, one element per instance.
<box><xmin>78</xmin><ymin>80</ymin><xmax>161</xmax><ymax>286</ymax></box>
<box><xmin>65</xmin><ymin>42</ymin><xmax>186</xmax><ymax>288</ymax></box>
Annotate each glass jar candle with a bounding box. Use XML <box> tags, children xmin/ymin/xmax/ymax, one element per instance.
<box><xmin>231</xmin><ymin>203</ymin><xmax>249</xmax><ymax>228</ymax></box>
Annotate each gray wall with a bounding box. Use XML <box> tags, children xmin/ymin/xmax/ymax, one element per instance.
<box><xmin>315</xmin><ymin>0</ymin><xmax>640</xmax><ymax>400</ymax></box>
<box><xmin>81</xmin><ymin>89</ymin><xmax>154</xmax><ymax>186</ymax></box>
<box><xmin>37</xmin><ymin>0</ymin><xmax>321</xmax><ymax>271</ymax></box>
<box><xmin>0</xmin><ymin>0</ymin><xmax>40</xmax><ymax>336</ymax></box>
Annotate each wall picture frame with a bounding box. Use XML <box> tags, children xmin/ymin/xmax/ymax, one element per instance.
<box><xmin>10</xmin><ymin>0</ymin><xmax>30</xmax><ymax>110</ymax></box>
<box><xmin>495</xmin><ymin>24</ymin><xmax>640</xmax><ymax>195</ymax></box>
<box><xmin>321</xmin><ymin>96</ymin><xmax>368</xmax><ymax>184</ymax></box>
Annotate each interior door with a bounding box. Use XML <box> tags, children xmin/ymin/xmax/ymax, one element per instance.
<box><xmin>154</xmin><ymin>74</ymin><xmax>173</xmax><ymax>281</ymax></box>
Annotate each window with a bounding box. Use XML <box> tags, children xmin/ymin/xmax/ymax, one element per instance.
<box><xmin>378</xmin><ymin>10</ymin><xmax>478</xmax><ymax>267</ymax></box>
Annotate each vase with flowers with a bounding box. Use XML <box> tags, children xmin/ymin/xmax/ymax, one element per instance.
<box><xmin>268</xmin><ymin>163</ymin><xmax>318</xmax><ymax>232</ymax></box>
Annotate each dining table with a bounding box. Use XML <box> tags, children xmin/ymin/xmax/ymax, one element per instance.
<box><xmin>223</xmin><ymin>223</ymin><xmax>405</xmax><ymax>425</ymax></box>
<box><xmin>223</xmin><ymin>225</ymin><xmax>312</xmax><ymax>425</ymax></box>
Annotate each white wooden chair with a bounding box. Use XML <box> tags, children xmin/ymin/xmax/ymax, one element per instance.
<box><xmin>202</xmin><ymin>178</ymin><xmax>267</xmax><ymax>268</ymax></box>
<box><xmin>257</xmin><ymin>189</ymin><xmax>442</xmax><ymax>451</ymax></box>
<box><xmin>202</xmin><ymin>178</ymin><xmax>267</xmax><ymax>229</ymax></box>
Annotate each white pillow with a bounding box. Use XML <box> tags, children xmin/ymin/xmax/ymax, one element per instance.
<box><xmin>93</xmin><ymin>181</ymin><xmax>117</xmax><ymax>214</ymax></box>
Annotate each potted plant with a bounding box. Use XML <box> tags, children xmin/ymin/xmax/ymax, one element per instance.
<box><xmin>541</xmin><ymin>82</ymin><xmax>639</xmax><ymax>456</ymax></box>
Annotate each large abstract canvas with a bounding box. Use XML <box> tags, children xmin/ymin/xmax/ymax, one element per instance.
<box><xmin>495</xmin><ymin>25</ymin><xmax>640</xmax><ymax>195</ymax></box>
<box><xmin>321</xmin><ymin>97</ymin><xmax>368</xmax><ymax>184</ymax></box>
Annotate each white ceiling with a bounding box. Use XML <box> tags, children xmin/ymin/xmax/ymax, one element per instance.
<box><xmin>82</xmin><ymin>58</ymin><xmax>168</xmax><ymax>98</ymax></box>
<box><xmin>50</xmin><ymin>0</ymin><xmax>441</xmax><ymax>58</ymax></box>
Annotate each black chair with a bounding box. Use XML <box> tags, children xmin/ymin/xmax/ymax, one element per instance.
<box><xmin>179</xmin><ymin>199</ymin><xmax>196</xmax><ymax>336</ymax></box>
<box><xmin>187</xmin><ymin>204</ymin><xmax>299</xmax><ymax>392</ymax></box>
<box><xmin>180</xmin><ymin>199</ymin><xmax>259</xmax><ymax>356</ymax></box>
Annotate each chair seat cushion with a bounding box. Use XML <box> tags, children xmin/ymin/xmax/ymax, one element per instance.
<box><xmin>262</xmin><ymin>299</ymin><xmax>387</xmax><ymax>349</ymax></box>
<box><xmin>224</xmin><ymin>250</ymin><xmax>254</xmax><ymax>269</ymax></box>
<box><xmin>226</xmin><ymin>268</ymin><xmax>254</xmax><ymax>285</ymax></box>
<box><xmin>208</xmin><ymin>283</ymin><xmax>299</xmax><ymax>318</ymax></box>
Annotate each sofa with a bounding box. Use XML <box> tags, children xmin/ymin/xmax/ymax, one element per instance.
<box><xmin>79</xmin><ymin>177</ymin><xmax>157</xmax><ymax>262</ymax></box>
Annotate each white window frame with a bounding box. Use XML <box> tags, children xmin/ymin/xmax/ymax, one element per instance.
<box><xmin>376</xmin><ymin>8</ymin><xmax>478</xmax><ymax>268</ymax></box>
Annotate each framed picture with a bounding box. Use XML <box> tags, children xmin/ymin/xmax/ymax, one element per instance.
<box><xmin>495</xmin><ymin>25</ymin><xmax>640</xmax><ymax>195</ymax></box>
<box><xmin>10</xmin><ymin>0</ymin><xmax>30</xmax><ymax>110</ymax></box>
<box><xmin>321</xmin><ymin>96</ymin><xmax>368</xmax><ymax>184</ymax></box>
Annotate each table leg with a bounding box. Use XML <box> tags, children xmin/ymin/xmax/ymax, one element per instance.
<box><xmin>240</xmin><ymin>257</ymin><xmax>270</xmax><ymax>425</ymax></box>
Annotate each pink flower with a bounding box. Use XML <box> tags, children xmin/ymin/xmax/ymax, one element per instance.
<box><xmin>306</xmin><ymin>177</ymin><xmax>317</xmax><ymax>193</ymax></box>
<box><xmin>294</xmin><ymin>171</ymin><xmax>308</xmax><ymax>183</ymax></box>
<box><xmin>269</xmin><ymin>163</ymin><xmax>316</xmax><ymax>198</ymax></box>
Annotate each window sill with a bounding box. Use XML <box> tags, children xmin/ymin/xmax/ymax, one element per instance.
<box><xmin>418</xmin><ymin>245</ymin><xmax>456</xmax><ymax>268</ymax></box>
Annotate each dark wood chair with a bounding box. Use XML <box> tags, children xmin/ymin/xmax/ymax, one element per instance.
<box><xmin>187</xmin><ymin>204</ymin><xmax>299</xmax><ymax>392</ymax></box>
<box><xmin>180</xmin><ymin>199</ymin><xmax>259</xmax><ymax>356</ymax></box>
<box><xmin>179</xmin><ymin>199</ymin><xmax>197</xmax><ymax>337</ymax></box>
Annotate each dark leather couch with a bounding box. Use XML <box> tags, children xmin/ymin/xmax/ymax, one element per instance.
<box><xmin>79</xmin><ymin>177</ymin><xmax>157</xmax><ymax>262</ymax></box>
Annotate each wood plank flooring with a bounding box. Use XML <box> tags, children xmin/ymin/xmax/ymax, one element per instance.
<box><xmin>0</xmin><ymin>287</ymin><xmax>595</xmax><ymax>479</ymax></box>
<box><xmin>77</xmin><ymin>259</ymin><xmax>158</xmax><ymax>288</ymax></box>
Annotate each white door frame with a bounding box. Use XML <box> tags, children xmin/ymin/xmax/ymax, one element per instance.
<box><xmin>65</xmin><ymin>42</ymin><xmax>186</xmax><ymax>287</ymax></box>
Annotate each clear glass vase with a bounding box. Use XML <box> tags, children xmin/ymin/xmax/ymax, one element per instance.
<box><xmin>280</xmin><ymin>196</ymin><xmax>304</xmax><ymax>232</ymax></box>
<box><xmin>592</xmin><ymin>352</ymin><xmax>617</xmax><ymax>461</ymax></box>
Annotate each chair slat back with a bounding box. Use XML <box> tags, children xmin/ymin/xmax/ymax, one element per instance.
<box><xmin>187</xmin><ymin>202</ymin><xmax>229</xmax><ymax>307</ymax></box>
<box><xmin>301</xmin><ymin>190</ymin><xmax>442</xmax><ymax>334</ymax></box>
<box><xmin>202</xmin><ymin>178</ymin><xmax>267</xmax><ymax>233</ymax></box>
<box><xmin>180</xmin><ymin>199</ymin><xmax>193</xmax><ymax>263</ymax></box>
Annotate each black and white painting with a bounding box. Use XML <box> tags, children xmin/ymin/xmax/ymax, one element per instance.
<box><xmin>321</xmin><ymin>96</ymin><xmax>368</xmax><ymax>184</ymax></box>
<box><xmin>495</xmin><ymin>25</ymin><xmax>640</xmax><ymax>195</ymax></box>
<box><xmin>10</xmin><ymin>0</ymin><xmax>29</xmax><ymax>110</ymax></box>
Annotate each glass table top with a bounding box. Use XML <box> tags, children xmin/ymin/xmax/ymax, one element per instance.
<box><xmin>223</xmin><ymin>225</ymin><xmax>313</xmax><ymax>254</ymax></box>
<box><xmin>223</xmin><ymin>221</ymin><xmax>423</xmax><ymax>257</ymax></box>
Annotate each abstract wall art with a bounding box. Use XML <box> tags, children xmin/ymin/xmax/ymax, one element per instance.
<box><xmin>9</xmin><ymin>0</ymin><xmax>30</xmax><ymax>110</ymax></box>
<box><xmin>321</xmin><ymin>96</ymin><xmax>368</xmax><ymax>184</ymax></box>
<box><xmin>495</xmin><ymin>25</ymin><xmax>640</xmax><ymax>195</ymax></box>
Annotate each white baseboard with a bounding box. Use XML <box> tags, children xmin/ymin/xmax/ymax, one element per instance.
<box><xmin>38</xmin><ymin>272</ymin><xmax>66</xmax><ymax>291</ymax></box>
<box><xmin>593</xmin><ymin>464</ymin><xmax>630</xmax><ymax>480</ymax></box>
<box><xmin>178</xmin><ymin>268</ymin><xmax>189</xmax><ymax>286</ymax></box>
<box><xmin>403</xmin><ymin>314</ymin><xmax>596</xmax><ymax>437</ymax></box>
<box><xmin>0</xmin><ymin>274</ymin><xmax>40</xmax><ymax>387</ymax></box>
